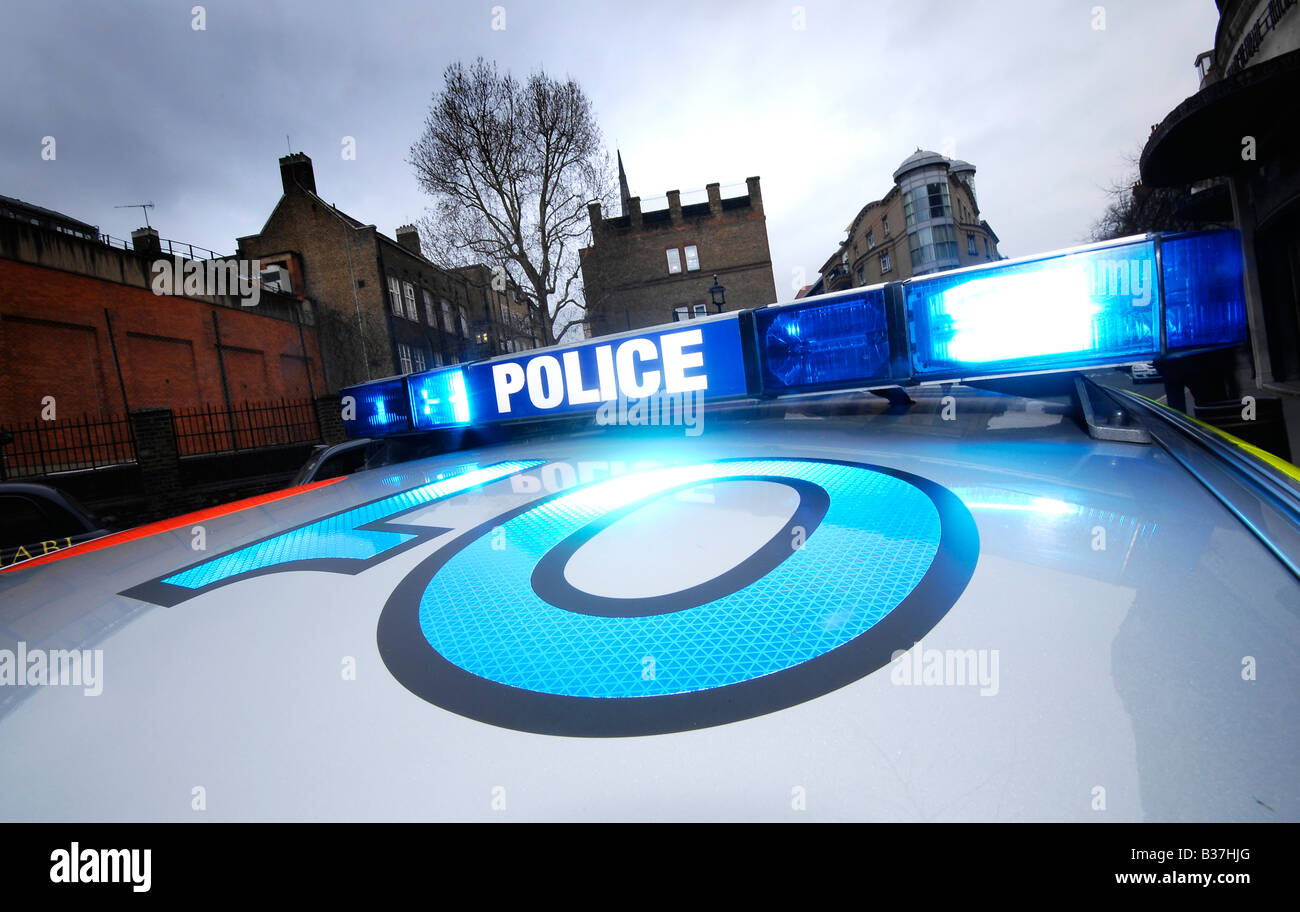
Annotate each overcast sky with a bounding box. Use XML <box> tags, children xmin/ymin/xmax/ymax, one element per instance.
<box><xmin>2</xmin><ymin>0</ymin><xmax>1219</xmax><ymax>303</ymax></box>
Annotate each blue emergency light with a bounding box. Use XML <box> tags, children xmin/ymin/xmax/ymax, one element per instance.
<box><xmin>339</xmin><ymin>230</ymin><xmax>1248</xmax><ymax>438</ymax></box>
<box><xmin>340</xmin><ymin>376</ymin><xmax>411</xmax><ymax>438</ymax></box>
<box><xmin>408</xmin><ymin>367</ymin><xmax>471</xmax><ymax>430</ymax></box>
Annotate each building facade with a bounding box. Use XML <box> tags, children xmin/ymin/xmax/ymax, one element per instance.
<box><xmin>237</xmin><ymin>154</ymin><xmax>537</xmax><ymax>393</ymax></box>
<box><xmin>0</xmin><ymin>204</ymin><xmax>324</xmax><ymax>428</ymax></box>
<box><xmin>1142</xmin><ymin>0</ymin><xmax>1300</xmax><ymax>396</ymax></box>
<box><xmin>580</xmin><ymin>160</ymin><xmax>778</xmax><ymax>336</ymax></box>
<box><xmin>813</xmin><ymin>150</ymin><xmax>1001</xmax><ymax>295</ymax></box>
<box><xmin>452</xmin><ymin>263</ymin><xmax>543</xmax><ymax>355</ymax></box>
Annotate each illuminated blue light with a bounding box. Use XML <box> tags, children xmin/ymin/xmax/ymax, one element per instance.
<box><xmin>908</xmin><ymin>239</ymin><xmax>1161</xmax><ymax>377</ymax></box>
<box><xmin>755</xmin><ymin>289</ymin><xmax>895</xmax><ymax>392</ymax></box>
<box><xmin>341</xmin><ymin>377</ymin><xmax>411</xmax><ymax>437</ymax></box>
<box><xmin>417</xmin><ymin>459</ymin><xmax>941</xmax><ymax>698</ymax></box>
<box><xmin>409</xmin><ymin>368</ymin><xmax>472</xmax><ymax>430</ymax></box>
<box><xmin>334</xmin><ymin>232</ymin><xmax>1247</xmax><ymax>437</ymax></box>
<box><xmin>1161</xmin><ymin>230</ymin><xmax>1247</xmax><ymax>350</ymax></box>
<box><xmin>162</xmin><ymin>461</ymin><xmax>541</xmax><ymax>590</ymax></box>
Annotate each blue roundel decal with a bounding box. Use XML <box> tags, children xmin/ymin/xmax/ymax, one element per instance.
<box><xmin>378</xmin><ymin>458</ymin><xmax>978</xmax><ymax>736</ymax></box>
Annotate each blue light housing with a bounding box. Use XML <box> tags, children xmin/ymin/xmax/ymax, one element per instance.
<box><xmin>1161</xmin><ymin>230</ymin><xmax>1247</xmax><ymax>351</ymax></box>
<box><xmin>408</xmin><ymin>367</ymin><xmax>472</xmax><ymax>430</ymax></box>
<box><xmin>341</xmin><ymin>377</ymin><xmax>411</xmax><ymax>437</ymax></box>
<box><xmin>754</xmin><ymin>288</ymin><xmax>896</xmax><ymax>393</ymax></box>
<box><xmin>908</xmin><ymin>238</ymin><xmax>1162</xmax><ymax>378</ymax></box>
<box><xmin>335</xmin><ymin>231</ymin><xmax>1248</xmax><ymax>439</ymax></box>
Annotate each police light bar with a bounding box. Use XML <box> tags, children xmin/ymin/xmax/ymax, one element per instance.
<box><xmin>340</xmin><ymin>230</ymin><xmax>1247</xmax><ymax>437</ymax></box>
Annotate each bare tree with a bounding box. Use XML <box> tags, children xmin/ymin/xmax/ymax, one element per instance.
<box><xmin>410</xmin><ymin>58</ymin><xmax>614</xmax><ymax>346</ymax></box>
<box><xmin>1088</xmin><ymin>152</ymin><xmax>1211</xmax><ymax>242</ymax></box>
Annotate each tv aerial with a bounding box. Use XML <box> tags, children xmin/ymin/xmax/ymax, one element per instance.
<box><xmin>114</xmin><ymin>202</ymin><xmax>155</xmax><ymax>228</ymax></box>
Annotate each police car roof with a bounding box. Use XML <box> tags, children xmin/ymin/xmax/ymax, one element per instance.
<box><xmin>0</xmin><ymin>383</ymin><xmax>1296</xmax><ymax>821</ymax></box>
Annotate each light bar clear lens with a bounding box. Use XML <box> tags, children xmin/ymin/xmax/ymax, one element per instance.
<box><xmin>408</xmin><ymin>368</ymin><xmax>472</xmax><ymax>430</ymax></box>
<box><xmin>908</xmin><ymin>239</ymin><xmax>1161</xmax><ymax>377</ymax></box>
<box><xmin>341</xmin><ymin>377</ymin><xmax>411</xmax><ymax>437</ymax></box>
<box><xmin>754</xmin><ymin>289</ymin><xmax>894</xmax><ymax>392</ymax></box>
<box><xmin>1161</xmin><ymin>230</ymin><xmax>1247</xmax><ymax>350</ymax></box>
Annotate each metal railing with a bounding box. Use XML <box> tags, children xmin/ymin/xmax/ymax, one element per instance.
<box><xmin>172</xmin><ymin>398</ymin><xmax>321</xmax><ymax>456</ymax></box>
<box><xmin>97</xmin><ymin>233</ymin><xmax>226</xmax><ymax>260</ymax></box>
<box><xmin>0</xmin><ymin>413</ymin><xmax>136</xmax><ymax>480</ymax></box>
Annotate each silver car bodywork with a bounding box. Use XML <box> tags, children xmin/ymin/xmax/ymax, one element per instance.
<box><xmin>0</xmin><ymin>387</ymin><xmax>1296</xmax><ymax>821</ymax></box>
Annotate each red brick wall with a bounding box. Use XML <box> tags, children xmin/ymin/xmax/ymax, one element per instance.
<box><xmin>0</xmin><ymin>258</ymin><xmax>326</xmax><ymax>426</ymax></box>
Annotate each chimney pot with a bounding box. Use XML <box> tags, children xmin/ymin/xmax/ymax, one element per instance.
<box><xmin>395</xmin><ymin>224</ymin><xmax>421</xmax><ymax>254</ymax></box>
<box><xmin>279</xmin><ymin>152</ymin><xmax>316</xmax><ymax>196</ymax></box>
<box><xmin>131</xmin><ymin>226</ymin><xmax>162</xmax><ymax>259</ymax></box>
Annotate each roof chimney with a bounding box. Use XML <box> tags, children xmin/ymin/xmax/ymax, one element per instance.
<box><xmin>131</xmin><ymin>226</ymin><xmax>161</xmax><ymax>259</ymax></box>
<box><xmin>395</xmin><ymin>224</ymin><xmax>421</xmax><ymax>254</ymax></box>
<box><xmin>279</xmin><ymin>153</ymin><xmax>316</xmax><ymax>195</ymax></box>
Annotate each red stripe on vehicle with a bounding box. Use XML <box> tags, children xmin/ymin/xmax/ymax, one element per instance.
<box><xmin>1</xmin><ymin>477</ymin><xmax>344</xmax><ymax>572</ymax></box>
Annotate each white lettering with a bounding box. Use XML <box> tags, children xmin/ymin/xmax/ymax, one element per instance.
<box><xmin>615</xmin><ymin>338</ymin><xmax>661</xmax><ymax>398</ymax></box>
<box><xmin>660</xmin><ymin>329</ymin><xmax>707</xmax><ymax>393</ymax></box>
<box><xmin>492</xmin><ymin>362</ymin><xmax>525</xmax><ymax>413</ymax></box>
<box><xmin>526</xmin><ymin>355</ymin><xmax>564</xmax><ymax>409</ymax></box>
<box><xmin>562</xmin><ymin>351</ymin><xmax>601</xmax><ymax>405</ymax></box>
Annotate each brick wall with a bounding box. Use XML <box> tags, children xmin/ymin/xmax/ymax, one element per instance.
<box><xmin>0</xmin><ymin>255</ymin><xmax>326</xmax><ymax>428</ymax></box>
<box><xmin>238</xmin><ymin>190</ymin><xmax>389</xmax><ymax>391</ymax></box>
<box><xmin>581</xmin><ymin>178</ymin><xmax>779</xmax><ymax>337</ymax></box>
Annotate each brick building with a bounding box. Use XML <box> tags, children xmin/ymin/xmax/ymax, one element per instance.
<box><xmin>579</xmin><ymin>157</ymin><xmax>778</xmax><ymax>336</ymax></box>
<box><xmin>452</xmin><ymin>263</ymin><xmax>543</xmax><ymax>355</ymax></box>
<box><xmin>0</xmin><ymin>205</ymin><xmax>325</xmax><ymax>429</ymax></box>
<box><xmin>237</xmin><ymin>153</ymin><xmax>537</xmax><ymax>392</ymax></box>
<box><xmin>811</xmin><ymin>150</ymin><xmax>1002</xmax><ymax>295</ymax></box>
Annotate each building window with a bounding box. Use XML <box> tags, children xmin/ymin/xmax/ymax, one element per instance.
<box><xmin>927</xmin><ymin>182</ymin><xmax>951</xmax><ymax>220</ymax></box>
<box><xmin>880</xmin><ymin>252</ymin><xmax>891</xmax><ymax>274</ymax></box>
<box><xmin>882</xmin><ymin>215</ymin><xmax>890</xmax><ymax>237</ymax></box>
<box><xmin>403</xmin><ymin>282</ymin><xmax>418</xmax><ymax>321</ymax></box>
<box><xmin>666</xmin><ymin>248</ymin><xmax>682</xmax><ymax>274</ymax></box>
<box><xmin>857</xmin><ymin>267</ymin><xmax>866</xmax><ymax>285</ymax></box>
<box><xmin>967</xmin><ymin>234</ymin><xmax>976</xmax><ymax>255</ymax></box>
<box><xmin>388</xmin><ymin>277</ymin><xmax>403</xmax><ymax>316</ymax></box>
<box><xmin>984</xmin><ymin>237</ymin><xmax>990</xmax><ymax>257</ymax></box>
<box><xmin>866</xmin><ymin>229</ymin><xmax>875</xmax><ymax>249</ymax></box>
<box><xmin>684</xmin><ymin>245</ymin><xmax>700</xmax><ymax>271</ymax></box>
<box><xmin>459</xmin><ymin>306</ymin><xmax>469</xmax><ymax>337</ymax></box>
<box><xmin>693</xmin><ymin>303</ymin><xmax>708</xmax><ymax>317</ymax></box>
<box><xmin>904</xmin><ymin>182</ymin><xmax>952</xmax><ymax>227</ymax></box>
<box><xmin>397</xmin><ymin>342</ymin><xmax>413</xmax><ymax>374</ymax></box>
<box><xmin>423</xmin><ymin>289</ymin><xmax>436</xmax><ymax>326</ymax></box>
<box><xmin>909</xmin><ymin>224</ymin><xmax>959</xmax><ymax>270</ymax></box>
<box><xmin>441</xmin><ymin>299</ymin><xmax>455</xmax><ymax>334</ymax></box>
<box><xmin>673</xmin><ymin>305</ymin><xmax>690</xmax><ymax>321</ymax></box>
<box><xmin>412</xmin><ymin>347</ymin><xmax>427</xmax><ymax>373</ymax></box>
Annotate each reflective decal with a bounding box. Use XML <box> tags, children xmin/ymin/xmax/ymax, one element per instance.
<box><xmin>378</xmin><ymin>457</ymin><xmax>979</xmax><ymax>737</ymax></box>
<box><xmin>121</xmin><ymin>461</ymin><xmax>542</xmax><ymax>607</ymax></box>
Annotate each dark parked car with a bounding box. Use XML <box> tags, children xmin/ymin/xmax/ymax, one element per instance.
<box><xmin>290</xmin><ymin>438</ymin><xmax>373</xmax><ymax>486</ymax></box>
<box><xmin>0</xmin><ymin>482</ymin><xmax>108</xmax><ymax>569</ymax></box>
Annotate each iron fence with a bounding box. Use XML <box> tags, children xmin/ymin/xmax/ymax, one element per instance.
<box><xmin>172</xmin><ymin>398</ymin><xmax>321</xmax><ymax>456</ymax></box>
<box><xmin>0</xmin><ymin>413</ymin><xmax>136</xmax><ymax>479</ymax></box>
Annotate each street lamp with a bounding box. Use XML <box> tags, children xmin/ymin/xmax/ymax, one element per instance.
<box><xmin>709</xmin><ymin>274</ymin><xmax>726</xmax><ymax>313</ymax></box>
